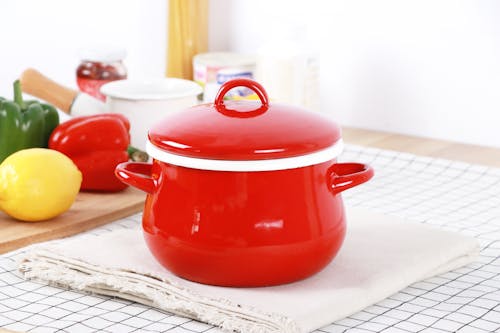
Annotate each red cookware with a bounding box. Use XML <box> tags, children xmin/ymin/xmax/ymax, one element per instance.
<box><xmin>115</xmin><ymin>79</ymin><xmax>373</xmax><ymax>287</ymax></box>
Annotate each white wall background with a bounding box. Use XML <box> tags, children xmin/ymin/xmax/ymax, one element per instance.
<box><xmin>210</xmin><ymin>0</ymin><xmax>500</xmax><ymax>148</ymax></box>
<box><xmin>1</xmin><ymin>0</ymin><xmax>499</xmax><ymax>148</ymax></box>
<box><xmin>0</xmin><ymin>0</ymin><xmax>167</xmax><ymax>96</ymax></box>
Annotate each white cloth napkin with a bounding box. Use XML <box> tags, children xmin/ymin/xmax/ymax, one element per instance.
<box><xmin>19</xmin><ymin>208</ymin><xmax>479</xmax><ymax>333</ymax></box>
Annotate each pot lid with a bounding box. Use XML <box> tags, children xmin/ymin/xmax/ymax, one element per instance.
<box><xmin>147</xmin><ymin>79</ymin><xmax>342</xmax><ymax>168</ymax></box>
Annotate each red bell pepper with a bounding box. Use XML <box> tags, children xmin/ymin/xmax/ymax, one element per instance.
<box><xmin>49</xmin><ymin>114</ymin><xmax>132</xmax><ymax>192</ymax></box>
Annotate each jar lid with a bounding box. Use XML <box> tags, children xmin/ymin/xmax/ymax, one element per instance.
<box><xmin>193</xmin><ymin>52</ymin><xmax>256</xmax><ymax>67</ymax></box>
<box><xmin>147</xmin><ymin>79</ymin><xmax>342</xmax><ymax>171</ymax></box>
<box><xmin>78</xmin><ymin>45</ymin><xmax>127</xmax><ymax>63</ymax></box>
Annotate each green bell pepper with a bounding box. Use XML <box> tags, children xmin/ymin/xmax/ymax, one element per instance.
<box><xmin>0</xmin><ymin>80</ymin><xmax>59</xmax><ymax>163</ymax></box>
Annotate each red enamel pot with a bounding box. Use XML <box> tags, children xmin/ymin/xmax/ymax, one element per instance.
<box><xmin>115</xmin><ymin>79</ymin><xmax>373</xmax><ymax>287</ymax></box>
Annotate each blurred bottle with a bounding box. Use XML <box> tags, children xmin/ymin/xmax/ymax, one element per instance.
<box><xmin>76</xmin><ymin>46</ymin><xmax>127</xmax><ymax>101</ymax></box>
<box><xmin>167</xmin><ymin>0</ymin><xmax>208</xmax><ymax>80</ymax></box>
<box><xmin>255</xmin><ymin>23</ymin><xmax>319</xmax><ymax>111</ymax></box>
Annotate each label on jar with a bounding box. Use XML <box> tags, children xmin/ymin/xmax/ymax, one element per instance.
<box><xmin>77</xmin><ymin>78</ymin><xmax>115</xmax><ymax>102</ymax></box>
<box><xmin>196</xmin><ymin>67</ymin><xmax>255</xmax><ymax>102</ymax></box>
<box><xmin>193</xmin><ymin>64</ymin><xmax>220</xmax><ymax>88</ymax></box>
<box><xmin>216</xmin><ymin>69</ymin><xmax>254</xmax><ymax>99</ymax></box>
<box><xmin>193</xmin><ymin>53</ymin><xmax>256</xmax><ymax>102</ymax></box>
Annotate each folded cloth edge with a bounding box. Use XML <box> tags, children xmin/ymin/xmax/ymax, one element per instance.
<box><xmin>19</xmin><ymin>249</ymin><xmax>300</xmax><ymax>333</ymax></box>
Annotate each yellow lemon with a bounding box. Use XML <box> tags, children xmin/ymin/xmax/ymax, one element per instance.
<box><xmin>0</xmin><ymin>148</ymin><xmax>82</xmax><ymax>221</ymax></box>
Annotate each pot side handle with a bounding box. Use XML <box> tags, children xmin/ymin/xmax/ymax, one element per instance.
<box><xmin>328</xmin><ymin>163</ymin><xmax>374</xmax><ymax>195</ymax></box>
<box><xmin>115</xmin><ymin>162</ymin><xmax>156</xmax><ymax>194</ymax></box>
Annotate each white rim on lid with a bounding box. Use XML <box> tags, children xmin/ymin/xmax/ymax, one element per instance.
<box><xmin>146</xmin><ymin>139</ymin><xmax>344</xmax><ymax>172</ymax></box>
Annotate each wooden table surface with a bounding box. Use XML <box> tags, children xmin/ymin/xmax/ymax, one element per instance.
<box><xmin>1</xmin><ymin>127</ymin><xmax>499</xmax><ymax>333</ymax></box>
<box><xmin>342</xmin><ymin>127</ymin><xmax>500</xmax><ymax>168</ymax></box>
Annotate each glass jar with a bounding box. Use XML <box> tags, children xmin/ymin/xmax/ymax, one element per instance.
<box><xmin>76</xmin><ymin>47</ymin><xmax>127</xmax><ymax>101</ymax></box>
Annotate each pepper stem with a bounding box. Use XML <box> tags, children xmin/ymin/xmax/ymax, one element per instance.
<box><xmin>127</xmin><ymin>146</ymin><xmax>149</xmax><ymax>162</ymax></box>
<box><xmin>13</xmin><ymin>80</ymin><xmax>26</xmax><ymax>110</ymax></box>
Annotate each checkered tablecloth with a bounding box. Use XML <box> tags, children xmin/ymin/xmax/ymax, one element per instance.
<box><xmin>1</xmin><ymin>144</ymin><xmax>499</xmax><ymax>333</ymax></box>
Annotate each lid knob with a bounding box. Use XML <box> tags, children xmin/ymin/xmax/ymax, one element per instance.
<box><xmin>214</xmin><ymin>78</ymin><xmax>269</xmax><ymax>118</ymax></box>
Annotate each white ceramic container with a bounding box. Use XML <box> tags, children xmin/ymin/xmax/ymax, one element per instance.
<box><xmin>99</xmin><ymin>79</ymin><xmax>202</xmax><ymax>150</ymax></box>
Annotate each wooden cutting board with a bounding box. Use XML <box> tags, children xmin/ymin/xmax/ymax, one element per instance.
<box><xmin>0</xmin><ymin>187</ymin><xmax>146</xmax><ymax>254</ymax></box>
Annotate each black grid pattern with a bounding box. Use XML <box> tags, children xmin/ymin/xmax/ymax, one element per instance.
<box><xmin>1</xmin><ymin>144</ymin><xmax>499</xmax><ymax>333</ymax></box>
